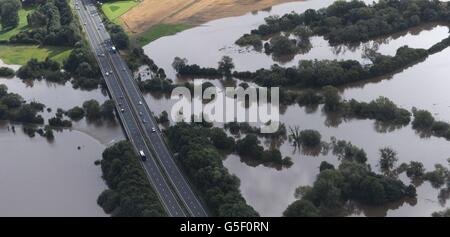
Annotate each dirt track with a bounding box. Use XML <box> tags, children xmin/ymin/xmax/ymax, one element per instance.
<box><xmin>121</xmin><ymin>0</ymin><xmax>302</xmax><ymax>33</ymax></box>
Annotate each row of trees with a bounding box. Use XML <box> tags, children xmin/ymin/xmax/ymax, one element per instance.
<box><xmin>165</xmin><ymin>123</ymin><xmax>259</xmax><ymax>216</ymax></box>
<box><xmin>233</xmin><ymin>46</ymin><xmax>429</xmax><ymax>88</ymax></box>
<box><xmin>172</xmin><ymin>45</ymin><xmax>432</xmax><ymax>90</ymax></box>
<box><xmin>342</xmin><ymin>97</ymin><xmax>412</xmax><ymax>125</ymax></box>
<box><xmin>287</xmin><ymin>86</ymin><xmax>412</xmax><ymax>127</ymax></box>
<box><xmin>172</xmin><ymin>56</ymin><xmax>235</xmax><ymax>79</ymax></box>
<box><xmin>98</xmin><ymin>141</ymin><xmax>166</xmax><ymax>217</ymax></box>
<box><xmin>238</xmin><ymin>0</ymin><xmax>450</xmax><ymax>48</ymax></box>
<box><xmin>16</xmin><ymin>57</ymin><xmax>69</xmax><ymax>83</ymax></box>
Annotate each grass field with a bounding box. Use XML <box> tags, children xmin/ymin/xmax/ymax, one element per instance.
<box><xmin>101</xmin><ymin>0</ymin><xmax>139</xmax><ymax>25</ymax></box>
<box><xmin>0</xmin><ymin>44</ymin><xmax>72</xmax><ymax>65</ymax></box>
<box><xmin>0</xmin><ymin>7</ymin><xmax>35</xmax><ymax>41</ymax></box>
<box><xmin>136</xmin><ymin>23</ymin><xmax>192</xmax><ymax>46</ymax></box>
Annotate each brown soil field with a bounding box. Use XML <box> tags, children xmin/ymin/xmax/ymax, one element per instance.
<box><xmin>121</xmin><ymin>0</ymin><xmax>303</xmax><ymax>33</ymax></box>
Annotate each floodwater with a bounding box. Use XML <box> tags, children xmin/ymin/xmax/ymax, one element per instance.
<box><xmin>144</xmin><ymin>0</ymin><xmax>450</xmax><ymax>79</ymax></box>
<box><xmin>0</xmin><ymin>122</ymin><xmax>108</xmax><ymax>217</ymax></box>
<box><xmin>143</xmin><ymin>0</ymin><xmax>450</xmax><ymax>216</ymax></box>
<box><xmin>0</xmin><ymin>60</ymin><xmax>124</xmax><ymax>216</ymax></box>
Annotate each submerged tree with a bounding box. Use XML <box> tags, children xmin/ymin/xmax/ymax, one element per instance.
<box><xmin>379</xmin><ymin>147</ymin><xmax>398</xmax><ymax>174</ymax></box>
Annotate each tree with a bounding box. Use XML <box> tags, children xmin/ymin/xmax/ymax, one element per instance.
<box><xmin>209</xmin><ymin>127</ymin><xmax>235</xmax><ymax>151</ymax></box>
<box><xmin>0</xmin><ymin>84</ymin><xmax>8</xmax><ymax>97</ymax></box>
<box><xmin>66</xmin><ymin>106</ymin><xmax>85</xmax><ymax>120</ymax></box>
<box><xmin>111</xmin><ymin>30</ymin><xmax>129</xmax><ymax>49</ymax></box>
<box><xmin>82</xmin><ymin>99</ymin><xmax>101</xmax><ymax>119</ymax></box>
<box><xmin>267</xmin><ymin>35</ymin><xmax>298</xmax><ymax>56</ymax></box>
<box><xmin>299</xmin><ymin>129</ymin><xmax>322</xmax><ymax>147</ymax></box>
<box><xmin>379</xmin><ymin>147</ymin><xmax>398</xmax><ymax>172</ymax></box>
<box><xmin>331</xmin><ymin>138</ymin><xmax>368</xmax><ymax>163</ymax></box>
<box><xmin>0</xmin><ymin>0</ymin><xmax>21</xmax><ymax>29</ymax></box>
<box><xmin>432</xmin><ymin>208</ymin><xmax>450</xmax><ymax>217</ymax></box>
<box><xmin>1</xmin><ymin>93</ymin><xmax>22</xmax><ymax>108</ymax></box>
<box><xmin>218</xmin><ymin>56</ymin><xmax>234</xmax><ymax>79</ymax></box>
<box><xmin>156</xmin><ymin>111</ymin><xmax>169</xmax><ymax>124</ymax></box>
<box><xmin>236</xmin><ymin>134</ymin><xmax>264</xmax><ymax>158</ymax></box>
<box><xmin>0</xmin><ymin>67</ymin><xmax>15</xmax><ymax>78</ymax></box>
<box><xmin>283</xmin><ymin>199</ymin><xmax>320</xmax><ymax>217</ymax></box>
<box><xmin>412</xmin><ymin>109</ymin><xmax>435</xmax><ymax>129</ymax></box>
<box><xmin>100</xmin><ymin>100</ymin><xmax>115</xmax><ymax>119</ymax></box>
<box><xmin>322</xmin><ymin>86</ymin><xmax>341</xmax><ymax>111</ymax></box>
<box><xmin>406</xmin><ymin>161</ymin><xmax>425</xmax><ymax>180</ymax></box>
<box><xmin>319</xmin><ymin>161</ymin><xmax>335</xmax><ymax>172</ymax></box>
<box><xmin>172</xmin><ymin>57</ymin><xmax>187</xmax><ymax>72</ymax></box>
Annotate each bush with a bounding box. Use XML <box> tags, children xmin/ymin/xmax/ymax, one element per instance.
<box><xmin>48</xmin><ymin>117</ymin><xmax>72</xmax><ymax>127</ymax></box>
<box><xmin>412</xmin><ymin>109</ymin><xmax>435</xmax><ymax>129</ymax></box>
<box><xmin>235</xmin><ymin>34</ymin><xmax>263</xmax><ymax>50</ymax></box>
<box><xmin>299</xmin><ymin>129</ymin><xmax>321</xmax><ymax>147</ymax></box>
<box><xmin>66</xmin><ymin>106</ymin><xmax>85</xmax><ymax>120</ymax></box>
<box><xmin>0</xmin><ymin>67</ymin><xmax>15</xmax><ymax>78</ymax></box>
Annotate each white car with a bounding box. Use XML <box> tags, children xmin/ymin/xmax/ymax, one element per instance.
<box><xmin>105</xmin><ymin>72</ymin><xmax>109</xmax><ymax>76</ymax></box>
<box><xmin>151</xmin><ymin>127</ymin><xmax>156</xmax><ymax>133</ymax></box>
<box><xmin>138</xmin><ymin>101</ymin><xmax>142</xmax><ymax>105</ymax></box>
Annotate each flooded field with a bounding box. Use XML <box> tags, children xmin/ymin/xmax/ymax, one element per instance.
<box><xmin>0</xmin><ymin>61</ymin><xmax>123</xmax><ymax>216</ymax></box>
<box><xmin>1</xmin><ymin>0</ymin><xmax>449</xmax><ymax>217</ymax></box>
<box><xmin>143</xmin><ymin>0</ymin><xmax>450</xmax><ymax>216</ymax></box>
<box><xmin>0</xmin><ymin>123</ymin><xmax>108</xmax><ymax>217</ymax></box>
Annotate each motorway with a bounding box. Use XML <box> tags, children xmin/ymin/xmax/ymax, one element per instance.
<box><xmin>76</xmin><ymin>0</ymin><xmax>207</xmax><ymax>217</ymax></box>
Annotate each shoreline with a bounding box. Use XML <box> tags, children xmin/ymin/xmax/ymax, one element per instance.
<box><xmin>121</xmin><ymin>0</ymin><xmax>304</xmax><ymax>34</ymax></box>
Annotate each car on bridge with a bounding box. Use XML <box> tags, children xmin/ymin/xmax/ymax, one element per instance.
<box><xmin>139</xmin><ymin>150</ymin><xmax>147</xmax><ymax>161</ymax></box>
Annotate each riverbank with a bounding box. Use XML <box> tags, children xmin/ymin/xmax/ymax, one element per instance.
<box><xmin>121</xmin><ymin>0</ymin><xmax>303</xmax><ymax>44</ymax></box>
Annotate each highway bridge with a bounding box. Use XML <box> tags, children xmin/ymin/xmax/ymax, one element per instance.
<box><xmin>75</xmin><ymin>0</ymin><xmax>207</xmax><ymax>217</ymax></box>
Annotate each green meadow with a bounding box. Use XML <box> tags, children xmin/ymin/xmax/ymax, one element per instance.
<box><xmin>0</xmin><ymin>44</ymin><xmax>72</xmax><ymax>65</ymax></box>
